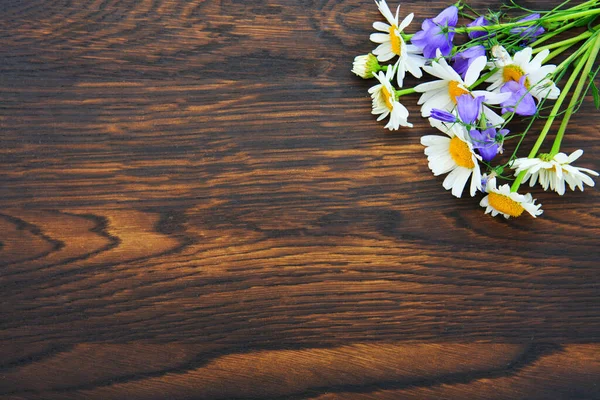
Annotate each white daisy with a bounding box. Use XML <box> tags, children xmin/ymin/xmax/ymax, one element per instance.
<box><xmin>370</xmin><ymin>0</ymin><xmax>425</xmax><ymax>87</ymax></box>
<box><xmin>352</xmin><ymin>53</ymin><xmax>380</xmax><ymax>79</ymax></box>
<box><xmin>512</xmin><ymin>150</ymin><xmax>599</xmax><ymax>195</ymax></box>
<box><xmin>420</xmin><ymin>120</ymin><xmax>482</xmax><ymax>197</ymax></box>
<box><xmin>414</xmin><ymin>50</ymin><xmax>510</xmax><ymax>126</ymax></box>
<box><xmin>480</xmin><ymin>178</ymin><xmax>543</xmax><ymax>218</ymax></box>
<box><xmin>486</xmin><ymin>45</ymin><xmax>560</xmax><ymax>101</ymax></box>
<box><xmin>368</xmin><ymin>67</ymin><xmax>412</xmax><ymax>130</ymax></box>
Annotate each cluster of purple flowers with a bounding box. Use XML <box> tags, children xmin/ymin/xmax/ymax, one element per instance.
<box><xmin>412</xmin><ymin>6</ymin><xmax>546</xmax><ymax>161</ymax></box>
<box><xmin>430</xmin><ymin>94</ymin><xmax>509</xmax><ymax>162</ymax></box>
<box><xmin>411</xmin><ymin>6</ymin><xmax>544</xmax><ymax>55</ymax></box>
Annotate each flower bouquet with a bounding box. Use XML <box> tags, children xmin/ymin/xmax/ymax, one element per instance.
<box><xmin>352</xmin><ymin>0</ymin><xmax>600</xmax><ymax>219</ymax></box>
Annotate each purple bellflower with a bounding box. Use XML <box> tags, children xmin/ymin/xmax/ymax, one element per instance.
<box><xmin>456</xmin><ymin>94</ymin><xmax>485</xmax><ymax>125</ymax></box>
<box><xmin>500</xmin><ymin>77</ymin><xmax>537</xmax><ymax>116</ymax></box>
<box><xmin>430</xmin><ymin>109</ymin><xmax>457</xmax><ymax>123</ymax></box>
<box><xmin>510</xmin><ymin>14</ymin><xmax>545</xmax><ymax>43</ymax></box>
<box><xmin>467</xmin><ymin>16</ymin><xmax>491</xmax><ymax>39</ymax></box>
<box><xmin>452</xmin><ymin>45</ymin><xmax>486</xmax><ymax>79</ymax></box>
<box><xmin>411</xmin><ymin>5</ymin><xmax>458</xmax><ymax>58</ymax></box>
<box><xmin>470</xmin><ymin>126</ymin><xmax>509</xmax><ymax>162</ymax></box>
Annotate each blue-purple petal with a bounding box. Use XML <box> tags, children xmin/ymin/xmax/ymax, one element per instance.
<box><xmin>430</xmin><ymin>109</ymin><xmax>457</xmax><ymax>123</ymax></box>
<box><xmin>467</xmin><ymin>16</ymin><xmax>490</xmax><ymax>39</ymax></box>
<box><xmin>412</xmin><ymin>6</ymin><xmax>457</xmax><ymax>58</ymax></box>
<box><xmin>510</xmin><ymin>14</ymin><xmax>545</xmax><ymax>43</ymax></box>
<box><xmin>456</xmin><ymin>94</ymin><xmax>484</xmax><ymax>125</ymax></box>
<box><xmin>452</xmin><ymin>45</ymin><xmax>486</xmax><ymax>78</ymax></box>
<box><xmin>470</xmin><ymin>127</ymin><xmax>505</xmax><ymax>162</ymax></box>
<box><xmin>500</xmin><ymin>79</ymin><xmax>537</xmax><ymax>116</ymax></box>
<box><xmin>433</xmin><ymin>6</ymin><xmax>459</xmax><ymax>27</ymax></box>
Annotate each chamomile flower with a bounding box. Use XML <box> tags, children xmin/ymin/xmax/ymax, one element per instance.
<box><xmin>352</xmin><ymin>53</ymin><xmax>381</xmax><ymax>79</ymax></box>
<box><xmin>486</xmin><ymin>45</ymin><xmax>560</xmax><ymax>101</ymax></box>
<box><xmin>368</xmin><ymin>67</ymin><xmax>412</xmax><ymax>130</ymax></box>
<box><xmin>512</xmin><ymin>150</ymin><xmax>599</xmax><ymax>195</ymax></box>
<box><xmin>414</xmin><ymin>49</ymin><xmax>510</xmax><ymax>126</ymax></box>
<box><xmin>420</xmin><ymin>120</ymin><xmax>482</xmax><ymax>197</ymax></box>
<box><xmin>370</xmin><ymin>0</ymin><xmax>425</xmax><ymax>87</ymax></box>
<box><xmin>480</xmin><ymin>178</ymin><xmax>543</xmax><ymax>218</ymax></box>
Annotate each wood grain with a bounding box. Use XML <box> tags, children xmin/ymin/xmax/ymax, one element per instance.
<box><xmin>0</xmin><ymin>0</ymin><xmax>599</xmax><ymax>398</ymax></box>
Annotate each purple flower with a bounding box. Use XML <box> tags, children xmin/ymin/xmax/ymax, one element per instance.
<box><xmin>456</xmin><ymin>94</ymin><xmax>485</xmax><ymax>125</ymax></box>
<box><xmin>452</xmin><ymin>45</ymin><xmax>486</xmax><ymax>79</ymax></box>
<box><xmin>500</xmin><ymin>77</ymin><xmax>537</xmax><ymax>116</ymax></box>
<box><xmin>470</xmin><ymin>126</ymin><xmax>509</xmax><ymax>162</ymax></box>
<box><xmin>430</xmin><ymin>109</ymin><xmax>457</xmax><ymax>123</ymax></box>
<box><xmin>468</xmin><ymin>16</ymin><xmax>491</xmax><ymax>39</ymax></box>
<box><xmin>510</xmin><ymin>14</ymin><xmax>545</xmax><ymax>43</ymax></box>
<box><xmin>411</xmin><ymin>5</ymin><xmax>458</xmax><ymax>58</ymax></box>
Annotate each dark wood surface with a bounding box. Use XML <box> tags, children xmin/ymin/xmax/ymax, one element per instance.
<box><xmin>1</xmin><ymin>0</ymin><xmax>599</xmax><ymax>399</ymax></box>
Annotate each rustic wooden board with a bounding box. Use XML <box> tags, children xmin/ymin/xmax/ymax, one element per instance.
<box><xmin>0</xmin><ymin>0</ymin><xmax>599</xmax><ymax>398</ymax></box>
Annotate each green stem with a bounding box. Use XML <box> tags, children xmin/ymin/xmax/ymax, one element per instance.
<box><xmin>457</xmin><ymin>8</ymin><xmax>600</xmax><ymax>34</ymax></box>
<box><xmin>395</xmin><ymin>88</ymin><xmax>416</xmax><ymax>97</ymax></box>
<box><xmin>550</xmin><ymin>31</ymin><xmax>600</xmax><ymax>154</ymax></box>
<box><xmin>555</xmin><ymin>35</ymin><xmax>596</xmax><ymax>73</ymax></box>
<box><xmin>544</xmin><ymin>8</ymin><xmax>600</xmax><ymax>23</ymax></box>
<box><xmin>533</xmin><ymin>30</ymin><xmax>594</xmax><ymax>53</ymax></box>
<box><xmin>529</xmin><ymin>19</ymin><xmax>586</xmax><ymax>48</ymax></box>
<box><xmin>510</xmin><ymin>39</ymin><xmax>594</xmax><ymax>192</ymax></box>
<box><xmin>469</xmin><ymin>68</ymin><xmax>498</xmax><ymax>90</ymax></box>
<box><xmin>544</xmin><ymin>43</ymin><xmax>572</xmax><ymax>62</ymax></box>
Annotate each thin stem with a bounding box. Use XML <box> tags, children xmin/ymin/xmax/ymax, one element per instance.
<box><xmin>551</xmin><ymin>31</ymin><xmax>600</xmax><ymax>154</ymax></box>
<box><xmin>555</xmin><ymin>35</ymin><xmax>596</xmax><ymax>73</ymax></box>
<box><xmin>395</xmin><ymin>88</ymin><xmax>416</xmax><ymax>97</ymax></box>
<box><xmin>544</xmin><ymin>8</ymin><xmax>600</xmax><ymax>23</ymax></box>
<box><xmin>533</xmin><ymin>30</ymin><xmax>593</xmax><ymax>54</ymax></box>
<box><xmin>511</xmin><ymin>41</ymin><xmax>594</xmax><ymax>192</ymax></box>
<box><xmin>544</xmin><ymin>43</ymin><xmax>572</xmax><ymax>62</ymax></box>
<box><xmin>457</xmin><ymin>9</ymin><xmax>600</xmax><ymax>33</ymax></box>
<box><xmin>529</xmin><ymin>19</ymin><xmax>586</xmax><ymax>48</ymax></box>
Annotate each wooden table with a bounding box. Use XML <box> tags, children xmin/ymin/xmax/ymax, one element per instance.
<box><xmin>1</xmin><ymin>0</ymin><xmax>599</xmax><ymax>398</ymax></box>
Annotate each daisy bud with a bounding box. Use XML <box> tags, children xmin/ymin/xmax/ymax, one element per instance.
<box><xmin>352</xmin><ymin>53</ymin><xmax>381</xmax><ymax>79</ymax></box>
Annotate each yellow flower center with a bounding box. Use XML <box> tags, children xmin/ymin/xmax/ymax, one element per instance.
<box><xmin>389</xmin><ymin>26</ymin><xmax>402</xmax><ymax>55</ymax></box>
<box><xmin>502</xmin><ymin>65</ymin><xmax>530</xmax><ymax>88</ymax></box>
<box><xmin>381</xmin><ymin>86</ymin><xmax>394</xmax><ymax>111</ymax></box>
<box><xmin>488</xmin><ymin>192</ymin><xmax>525</xmax><ymax>217</ymax></box>
<box><xmin>449</xmin><ymin>136</ymin><xmax>475</xmax><ymax>169</ymax></box>
<box><xmin>448</xmin><ymin>81</ymin><xmax>470</xmax><ymax>104</ymax></box>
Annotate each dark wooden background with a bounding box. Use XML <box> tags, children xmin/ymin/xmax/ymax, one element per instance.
<box><xmin>1</xmin><ymin>0</ymin><xmax>599</xmax><ymax>398</ymax></box>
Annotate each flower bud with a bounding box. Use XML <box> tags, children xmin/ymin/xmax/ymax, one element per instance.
<box><xmin>352</xmin><ymin>53</ymin><xmax>380</xmax><ymax>79</ymax></box>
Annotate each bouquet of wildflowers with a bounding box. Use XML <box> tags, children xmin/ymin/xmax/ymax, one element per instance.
<box><xmin>352</xmin><ymin>0</ymin><xmax>600</xmax><ymax>219</ymax></box>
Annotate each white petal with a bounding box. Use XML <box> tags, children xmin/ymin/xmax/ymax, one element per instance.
<box><xmin>482</xmin><ymin>106</ymin><xmax>505</xmax><ymax>127</ymax></box>
<box><xmin>530</xmin><ymin>49</ymin><xmax>550</xmax><ymax>70</ymax></box>
<box><xmin>373</xmin><ymin>21</ymin><xmax>391</xmax><ymax>32</ymax></box>
<box><xmin>414</xmin><ymin>80</ymin><xmax>447</xmax><ymax>93</ymax></box>
<box><xmin>464</xmin><ymin>56</ymin><xmax>487</xmax><ymax>87</ymax></box>
<box><xmin>514</xmin><ymin>47</ymin><xmax>533</xmax><ymax>67</ymax></box>
<box><xmin>398</xmin><ymin>12</ymin><xmax>414</xmax><ymax>31</ymax></box>
<box><xmin>370</xmin><ymin>33</ymin><xmax>390</xmax><ymax>44</ymax></box>
<box><xmin>472</xmin><ymin>90</ymin><xmax>511</xmax><ymax>104</ymax></box>
<box><xmin>377</xmin><ymin>0</ymin><xmax>397</xmax><ymax>26</ymax></box>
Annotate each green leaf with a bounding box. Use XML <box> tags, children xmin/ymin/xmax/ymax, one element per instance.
<box><xmin>592</xmin><ymin>83</ymin><xmax>600</xmax><ymax>109</ymax></box>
